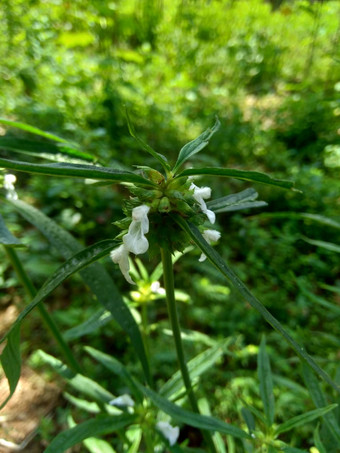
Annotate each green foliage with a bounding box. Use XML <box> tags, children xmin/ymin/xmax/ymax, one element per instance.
<box><xmin>1</xmin><ymin>0</ymin><xmax>339</xmax><ymax>451</ymax></box>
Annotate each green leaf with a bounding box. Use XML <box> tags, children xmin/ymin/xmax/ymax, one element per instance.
<box><xmin>0</xmin><ymin>118</ymin><xmax>72</xmax><ymax>145</ymax></box>
<box><xmin>64</xmin><ymin>308</ymin><xmax>113</xmax><ymax>341</ymax></box>
<box><xmin>173</xmin><ymin>215</ymin><xmax>340</xmax><ymax>395</ymax></box>
<box><xmin>10</xmin><ymin>199</ymin><xmax>151</xmax><ymax>385</ymax></box>
<box><xmin>0</xmin><ymin>213</ymin><xmax>22</xmax><ymax>246</ymax></box>
<box><xmin>176</xmin><ymin>167</ymin><xmax>295</xmax><ymax>190</ymax></box>
<box><xmin>126</xmin><ymin>109</ymin><xmax>170</xmax><ymax>172</ymax></box>
<box><xmin>301</xmin><ymin>236</ymin><xmax>340</xmax><ymax>253</ymax></box>
<box><xmin>64</xmin><ymin>392</ymin><xmax>101</xmax><ymax>414</ymax></box>
<box><xmin>38</xmin><ymin>350</ymin><xmax>114</xmax><ymax>403</ymax></box>
<box><xmin>0</xmin><ymin>325</ymin><xmax>21</xmax><ymax>409</ymax></box>
<box><xmin>139</xmin><ymin>384</ymin><xmax>250</xmax><ymax>439</ymax></box>
<box><xmin>0</xmin><ymin>136</ymin><xmax>96</xmax><ymax>163</ymax></box>
<box><xmin>258</xmin><ymin>336</ymin><xmax>275</xmax><ymax>426</ymax></box>
<box><xmin>314</xmin><ymin>424</ymin><xmax>327</xmax><ymax>453</ymax></box>
<box><xmin>302</xmin><ymin>364</ymin><xmax>340</xmax><ymax>443</ymax></box>
<box><xmin>83</xmin><ymin>437</ymin><xmax>117</xmax><ymax>453</ymax></box>
<box><xmin>0</xmin><ymin>239</ymin><xmax>116</xmax><ymax>346</ymax></box>
<box><xmin>207</xmin><ymin>188</ymin><xmax>267</xmax><ymax>213</ymax></box>
<box><xmin>0</xmin><ymin>158</ymin><xmax>154</xmax><ymax>186</ymax></box>
<box><xmin>241</xmin><ymin>408</ymin><xmax>256</xmax><ymax>434</ymax></box>
<box><xmin>275</xmin><ymin>404</ymin><xmax>338</xmax><ymax>436</ymax></box>
<box><xmin>84</xmin><ymin>346</ymin><xmax>143</xmax><ymax>402</ymax></box>
<box><xmin>43</xmin><ymin>414</ymin><xmax>135</xmax><ymax>453</ymax></box>
<box><xmin>160</xmin><ymin>341</ymin><xmax>226</xmax><ymax>400</ymax></box>
<box><xmin>280</xmin><ymin>447</ymin><xmax>308</xmax><ymax>453</ymax></box>
<box><xmin>173</xmin><ymin>118</ymin><xmax>220</xmax><ymax>174</ymax></box>
<box><xmin>257</xmin><ymin>212</ymin><xmax>340</xmax><ymax>230</ymax></box>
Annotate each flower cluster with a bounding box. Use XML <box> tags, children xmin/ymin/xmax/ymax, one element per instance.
<box><xmin>110</xmin><ymin>179</ymin><xmax>221</xmax><ymax>283</ymax></box>
<box><xmin>110</xmin><ymin>205</ymin><xmax>150</xmax><ymax>284</ymax></box>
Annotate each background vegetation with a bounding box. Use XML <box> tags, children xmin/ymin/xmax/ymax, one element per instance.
<box><xmin>0</xmin><ymin>0</ymin><xmax>339</xmax><ymax>451</ymax></box>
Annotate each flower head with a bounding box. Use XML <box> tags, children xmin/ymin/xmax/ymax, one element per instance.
<box><xmin>111</xmin><ymin>205</ymin><xmax>150</xmax><ymax>283</ymax></box>
<box><xmin>156</xmin><ymin>421</ymin><xmax>180</xmax><ymax>446</ymax></box>
<box><xmin>190</xmin><ymin>183</ymin><xmax>215</xmax><ymax>224</ymax></box>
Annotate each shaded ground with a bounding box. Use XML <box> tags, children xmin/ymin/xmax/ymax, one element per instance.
<box><xmin>0</xmin><ymin>366</ymin><xmax>60</xmax><ymax>452</ymax></box>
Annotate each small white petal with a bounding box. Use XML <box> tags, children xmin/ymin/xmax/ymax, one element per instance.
<box><xmin>109</xmin><ymin>394</ymin><xmax>135</xmax><ymax>407</ymax></box>
<box><xmin>4</xmin><ymin>174</ymin><xmax>16</xmax><ymax>185</ymax></box>
<box><xmin>4</xmin><ymin>174</ymin><xmax>18</xmax><ymax>200</ymax></box>
<box><xmin>156</xmin><ymin>421</ymin><xmax>180</xmax><ymax>446</ymax></box>
<box><xmin>205</xmin><ymin>209</ymin><xmax>216</xmax><ymax>224</ymax></box>
<box><xmin>151</xmin><ymin>281</ymin><xmax>166</xmax><ymax>295</ymax></box>
<box><xmin>123</xmin><ymin>205</ymin><xmax>150</xmax><ymax>255</ymax></box>
<box><xmin>199</xmin><ymin>229</ymin><xmax>221</xmax><ymax>262</ymax></box>
<box><xmin>110</xmin><ymin>245</ymin><xmax>135</xmax><ymax>284</ymax></box>
<box><xmin>203</xmin><ymin>229</ymin><xmax>221</xmax><ymax>242</ymax></box>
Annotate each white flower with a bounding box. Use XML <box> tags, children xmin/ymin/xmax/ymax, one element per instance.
<box><xmin>111</xmin><ymin>205</ymin><xmax>150</xmax><ymax>284</ymax></box>
<box><xmin>199</xmin><ymin>229</ymin><xmax>221</xmax><ymax>262</ymax></box>
<box><xmin>156</xmin><ymin>421</ymin><xmax>180</xmax><ymax>446</ymax></box>
<box><xmin>109</xmin><ymin>394</ymin><xmax>135</xmax><ymax>408</ymax></box>
<box><xmin>190</xmin><ymin>183</ymin><xmax>215</xmax><ymax>224</ymax></box>
<box><xmin>110</xmin><ymin>244</ymin><xmax>134</xmax><ymax>284</ymax></box>
<box><xmin>3</xmin><ymin>174</ymin><xmax>18</xmax><ymax>200</ymax></box>
<box><xmin>151</xmin><ymin>281</ymin><xmax>166</xmax><ymax>295</ymax></box>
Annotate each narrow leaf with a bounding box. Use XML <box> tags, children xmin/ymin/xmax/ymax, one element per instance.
<box><xmin>177</xmin><ymin>167</ymin><xmax>295</xmax><ymax>190</ymax></box>
<box><xmin>173</xmin><ymin>118</ymin><xmax>220</xmax><ymax>174</ymax></box>
<box><xmin>126</xmin><ymin>109</ymin><xmax>170</xmax><ymax>172</ymax></box>
<box><xmin>10</xmin><ymin>199</ymin><xmax>151</xmax><ymax>384</ymax></box>
<box><xmin>139</xmin><ymin>384</ymin><xmax>250</xmax><ymax>439</ymax></box>
<box><xmin>0</xmin><ymin>136</ymin><xmax>96</xmax><ymax>163</ymax></box>
<box><xmin>241</xmin><ymin>408</ymin><xmax>256</xmax><ymax>434</ymax></box>
<box><xmin>65</xmin><ymin>308</ymin><xmax>113</xmax><ymax>341</ymax></box>
<box><xmin>0</xmin><ymin>158</ymin><xmax>154</xmax><ymax>186</ymax></box>
<box><xmin>38</xmin><ymin>350</ymin><xmax>114</xmax><ymax>403</ymax></box>
<box><xmin>207</xmin><ymin>188</ymin><xmax>267</xmax><ymax>213</ymax></box>
<box><xmin>302</xmin><ymin>364</ymin><xmax>340</xmax><ymax>443</ymax></box>
<box><xmin>43</xmin><ymin>414</ymin><xmax>135</xmax><ymax>453</ymax></box>
<box><xmin>0</xmin><ymin>325</ymin><xmax>21</xmax><ymax>409</ymax></box>
<box><xmin>0</xmin><ymin>240</ymin><xmax>116</xmax><ymax>344</ymax></box>
<box><xmin>0</xmin><ymin>118</ymin><xmax>72</xmax><ymax>144</ymax></box>
<box><xmin>258</xmin><ymin>336</ymin><xmax>275</xmax><ymax>426</ymax></box>
<box><xmin>301</xmin><ymin>236</ymin><xmax>340</xmax><ymax>253</ymax></box>
<box><xmin>314</xmin><ymin>424</ymin><xmax>327</xmax><ymax>453</ymax></box>
<box><xmin>173</xmin><ymin>215</ymin><xmax>340</xmax><ymax>395</ymax></box>
<box><xmin>275</xmin><ymin>404</ymin><xmax>338</xmax><ymax>436</ymax></box>
<box><xmin>160</xmin><ymin>341</ymin><xmax>226</xmax><ymax>400</ymax></box>
<box><xmin>0</xmin><ymin>213</ymin><xmax>22</xmax><ymax>246</ymax></box>
<box><xmin>84</xmin><ymin>346</ymin><xmax>143</xmax><ymax>402</ymax></box>
<box><xmin>258</xmin><ymin>212</ymin><xmax>340</xmax><ymax>230</ymax></box>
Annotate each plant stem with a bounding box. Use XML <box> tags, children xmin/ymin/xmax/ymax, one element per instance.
<box><xmin>161</xmin><ymin>247</ymin><xmax>216</xmax><ymax>453</ymax></box>
<box><xmin>4</xmin><ymin>246</ymin><xmax>82</xmax><ymax>373</ymax></box>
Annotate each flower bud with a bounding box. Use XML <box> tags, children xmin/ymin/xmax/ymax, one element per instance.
<box><xmin>158</xmin><ymin>196</ymin><xmax>171</xmax><ymax>213</ymax></box>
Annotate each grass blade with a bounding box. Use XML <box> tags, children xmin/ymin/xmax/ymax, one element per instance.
<box><xmin>139</xmin><ymin>384</ymin><xmax>250</xmax><ymax>439</ymax></box>
<box><xmin>43</xmin><ymin>414</ymin><xmax>135</xmax><ymax>453</ymax></box>
<box><xmin>302</xmin><ymin>364</ymin><xmax>340</xmax><ymax>443</ymax></box>
<box><xmin>126</xmin><ymin>109</ymin><xmax>170</xmax><ymax>172</ymax></box>
<box><xmin>38</xmin><ymin>350</ymin><xmax>114</xmax><ymax>403</ymax></box>
<box><xmin>0</xmin><ymin>157</ymin><xmax>154</xmax><ymax>186</ymax></box>
<box><xmin>173</xmin><ymin>215</ymin><xmax>340</xmax><ymax>395</ymax></box>
<box><xmin>0</xmin><ymin>136</ymin><xmax>96</xmax><ymax>163</ymax></box>
<box><xmin>0</xmin><ymin>213</ymin><xmax>22</xmax><ymax>247</ymax></box>
<box><xmin>173</xmin><ymin>118</ymin><xmax>220</xmax><ymax>174</ymax></box>
<box><xmin>275</xmin><ymin>404</ymin><xmax>338</xmax><ymax>436</ymax></box>
<box><xmin>258</xmin><ymin>336</ymin><xmax>275</xmax><ymax>426</ymax></box>
<box><xmin>0</xmin><ymin>118</ymin><xmax>73</xmax><ymax>145</ymax></box>
<box><xmin>0</xmin><ymin>325</ymin><xmax>21</xmax><ymax>409</ymax></box>
<box><xmin>176</xmin><ymin>167</ymin><xmax>295</xmax><ymax>190</ymax></box>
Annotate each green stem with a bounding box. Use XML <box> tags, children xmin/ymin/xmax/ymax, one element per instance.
<box><xmin>4</xmin><ymin>246</ymin><xmax>82</xmax><ymax>373</ymax></box>
<box><xmin>141</xmin><ymin>303</ymin><xmax>151</xmax><ymax>366</ymax></box>
<box><xmin>161</xmin><ymin>247</ymin><xmax>216</xmax><ymax>453</ymax></box>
